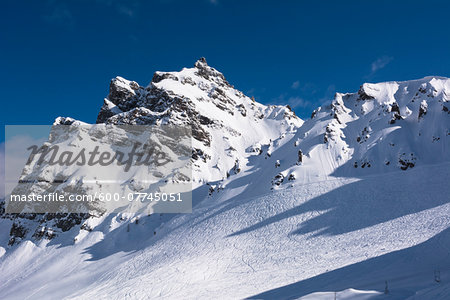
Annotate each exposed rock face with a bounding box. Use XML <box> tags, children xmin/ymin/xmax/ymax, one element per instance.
<box><xmin>418</xmin><ymin>100</ymin><xmax>428</xmax><ymax>120</ymax></box>
<box><xmin>92</xmin><ymin>58</ymin><xmax>302</xmax><ymax>183</ymax></box>
<box><xmin>3</xmin><ymin>58</ymin><xmax>302</xmax><ymax>244</ymax></box>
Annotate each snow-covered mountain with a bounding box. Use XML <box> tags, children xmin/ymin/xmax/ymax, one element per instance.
<box><xmin>94</xmin><ymin>57</ymin><xmax>301</xmax><ymax>183</ymax></box>
<box><xmin>260</xmin><ymin>76</ymin><xmax>450</xmax><ymax>188</ymax></box>
<box><xmin>2</xmin><ymin>58</ymin><xmax>301</xmax><ymax>245</ymax></box>
<box><xmin>0</xmin><ymin>60</ymin><xmax>449</xmax><ymax>299</ymax></box>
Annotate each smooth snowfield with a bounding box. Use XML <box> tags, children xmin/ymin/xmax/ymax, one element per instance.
<box><xmin>1</xmin><ymin>162</ymin><xmax>449</xmax><ymax>299</ymax></box>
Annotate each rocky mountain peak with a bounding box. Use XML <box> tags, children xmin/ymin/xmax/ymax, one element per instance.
<box><xmin>194</xmin><ymin>57</ymin><xmax>208</xmax><ymax>68</ymax></box>
<box><xmin>70</xmin><ymin>59</ymin><xmax>302</xmax><ymax>183</ymax></box>
<box><xmin>193</xmin><ymin>57</ymin><xmax>229</xmax><ymax>87</ymax></box>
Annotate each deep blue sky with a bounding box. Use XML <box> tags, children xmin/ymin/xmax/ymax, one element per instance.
<box><xmin>2</xmin><ymin>0</ymin><xmax>450</xmax><ymax>142</ymax></box>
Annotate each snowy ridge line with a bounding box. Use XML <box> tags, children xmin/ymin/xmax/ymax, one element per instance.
<box><xmin>0</xmin><ymin>61</ymin><xmax>449</xmax><ymax>299</ymax></box>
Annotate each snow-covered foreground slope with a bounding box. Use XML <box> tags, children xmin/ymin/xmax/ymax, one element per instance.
<box><xmin>1</xmin><ymin>163</ymin><xmax>449</xmax><ymax>299</ymax></box>
<box><xmin>1</xmin><ymin>60</ymin><xmax>449</xmax><ymax>299</ymax></box>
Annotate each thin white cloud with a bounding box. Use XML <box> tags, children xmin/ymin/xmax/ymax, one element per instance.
<box><xmin>317</xmin><ymin>84</ymin><xmax>336</xmax><ymax>105</ymax></box>
<box><xmin>287</xmin><ymin>96</ymin><xmax>311</xmax><ymax>109</ymax></box>
<box><xmin>42</xmin><ymin>3</ymin><xmax>74</xmax><ymax>28</ymax></box>
<box><xmin>246</xmin><ymin>88</ymin><xmax>256</xmax><ymax>95</ymax></box>
<box><xmin>246</xmin><ymin>87</ymin><xmax>266</xmax><ymax>101</ymax></box>
<box><xmin>95</xmin><ymin>0</ymin><xmax>140</xmax><ymax>18</ymax></box>
<box><xmin>116</xmin><ymin>2</ymin><xmax>140</xmax><ymax>17</ymax></box>
<box><xmin>371</xmin><ymin>56</ymin><xmax>393</xmax><ymax>73</ymax></box>
<box><xmin>291</xmin><ymin>81</ymin><xmax>318</xmax><ymax>94</ymax></box>
<box><xmin>117</xmin><ymin>5</ymin><xmax>135</xmax><ymax>17</ymax></box>
<box><xmin>272</xmin><ymin>94</ymin><xmax>312</xmax><ymax>110</ymax></box>
<box><xmin>272</xmin><ymin>82</ymin><xmax>335</xmax><ymax>114</ymax></box>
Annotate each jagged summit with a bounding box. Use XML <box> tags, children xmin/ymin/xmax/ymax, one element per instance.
<box><xmin>68</xmin><ymin>59</ymin><xmax>302</xmax><ymax>183</ymax></box>
<box><xmin>192</xmin><ymin>57</ymin><xmax>229</xmax><ymax>85</ymax></box>
<box><xmin>195</xmin><ymin>56</ymin><xmax>207</xmax><ymax>66</ymax></box>
<box><xmin>193</xmin><ymin>57</ymin><xmax>212</xmax><ymax>72</ymax></box>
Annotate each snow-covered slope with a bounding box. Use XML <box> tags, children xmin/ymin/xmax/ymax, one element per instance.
<box><xmin>0</xmin><ymin>62</ymin><xmax>449</xmax><ymax>299</ymax></box>
<box><xmin>1</xmin><ymin>163</ymin><xmax>449</xmax><ymax>299</ymax></box>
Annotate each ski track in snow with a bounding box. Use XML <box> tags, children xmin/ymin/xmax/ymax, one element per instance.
<box><xmin>1</xmin><ymin>163</ymin><xmax>449</xmax><ymax>299</ymax></box>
